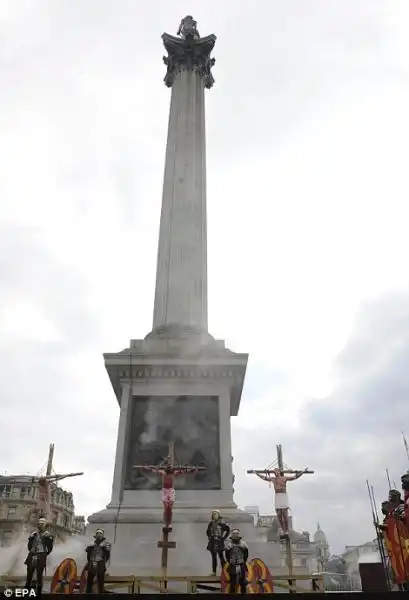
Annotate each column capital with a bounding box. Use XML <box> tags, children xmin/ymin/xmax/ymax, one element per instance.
<box><xmin>162</xmin><ymin>17</ymin><xmax>216</xmax><ymax>89</ymax></box>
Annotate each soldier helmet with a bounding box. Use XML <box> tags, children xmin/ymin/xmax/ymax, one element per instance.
<box><xmin>401</xmin><ymin>472</ymin><xmax>409</xmax><ymax>489</ymax></box>
<box><xmin>389</xmin><ymin>489</ymin><xmax>402</xmax><ymax>500</ymax></box>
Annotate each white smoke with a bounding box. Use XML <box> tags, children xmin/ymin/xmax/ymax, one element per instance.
<box><xmin>0</xmin><ymin>531</ymin><xmax>27</xmax><ymax>576</ymax></box>
<box><xmin>139</xmin><ymin>397</ymin><xmax>173</xmax><ymax>445</ymax></box>
<box><xmin>46</xmin><ymin>535</ymin><xmax>89</xmax><ymax>573</ymax></box>
<box><xmin>137</xmin><ymin>395</ymin><xmax>216</xmax><ymax>452</ymax></box>
<box><xmin>131</xmin><ymin>395</ymin><xmax>220</xmax><ymax>490</ymax></box>
<box><xmin>0</xmin><ymin>534</ymin><xmax>89</xmax><ymax>577</ymax></box>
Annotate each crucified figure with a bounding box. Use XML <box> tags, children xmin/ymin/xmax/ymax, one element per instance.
<box><xmin>255</xmin><ymin>468</ymin><xmax>309</xmax><ymax>536</ymax></box>
<box><xmin>134</xmin><ymin>449</ymin><xmax>205</xmax><ymax>528</ymax></box>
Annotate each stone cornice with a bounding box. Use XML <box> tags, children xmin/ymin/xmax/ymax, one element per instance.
<box><xmin>115</xmin><ymin>365</ymin><xmax>243</xmax><ymax>382</ymax></box>
<box><xmin>162</xmin><ymin>32</ymin><xmax>216</xmax><ymax>88</ymax></box>
<box><xmin>103</xmin><ymin>344</ymin><xmax>247</xmax><ymax>416</ymax></box>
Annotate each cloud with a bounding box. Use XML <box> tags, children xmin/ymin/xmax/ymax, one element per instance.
<box><xmin>0</xmin><ymin>0</ymin><xmax>409</xmax><ymax>560</ymax></box>
<box><xmin>0</xmin><ymin>225</ymin><xmax>115</xmax><ymax>482</ymax></box>
<box><xmin>0</xmin><ymin>224</ymin><xmax>97</xmax><ymax>347</ymax></box>
<box><xmin>233</xmin><ymin>288</ymin><xmax>409</xmax><ymax>553</ymax></box>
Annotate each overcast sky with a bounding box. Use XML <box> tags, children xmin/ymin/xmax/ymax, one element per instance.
<box><xmin>1</xmin><ymin>0</ymin><xmax>409</xmax><ymax>556</ymax></box>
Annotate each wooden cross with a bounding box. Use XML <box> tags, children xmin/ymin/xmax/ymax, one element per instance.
<box><xmin>158</xmin><ymin>442</ymin><xmax>176</xmax><ymax>582</ymax></box>
<box><xmin>134</xmin><ymin>442</ymin><xmax>205</xmax><ymax>590</ymax></box>
<box><xmin>247</xmin><ymin>444</ymin><xmax>314</xmax><ymax>586</ymax></box>
<box><xmin>168</xmin><ymin>441</ymin><xmax>174</xmax><ymax>465</ymax></box>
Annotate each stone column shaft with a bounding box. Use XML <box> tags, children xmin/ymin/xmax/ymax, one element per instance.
<box><xmin>153</xmin><ymin>70</ymin><xmax>207</xmax><ymax>330</ymax></box>
<box><xmin>151</xmin><ymin>28</ymin><xmax>216</xmax><ymax>334</ymax></box>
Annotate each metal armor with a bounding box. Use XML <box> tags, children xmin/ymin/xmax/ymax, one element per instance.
<box><xmin>225</xmin><ymin>540</ymin><xmax>247</xmax><ymax>565</ymax></box>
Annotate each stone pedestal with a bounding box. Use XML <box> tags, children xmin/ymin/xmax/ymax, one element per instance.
<box><xmin>88</xmin><ymin>509</ymin><xmax>280</xmax><ymax>576</ymax></box>
<box><xmin>87</xmin><ymin>333</ymin><xmax>259</xmax><ymax>573</ymax></box>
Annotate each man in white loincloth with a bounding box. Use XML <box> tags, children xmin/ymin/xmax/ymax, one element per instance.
<box><xmin>255</xmin><ymin>468</ymin><xmax>308</xmax><ymax>538</ymax></box>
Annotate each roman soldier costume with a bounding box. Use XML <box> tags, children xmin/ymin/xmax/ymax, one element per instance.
<box><xmin>224</xmin><ymin>529</ymin><xmax>249</xmax><ymax>594</ymax></box>
<box><xmin>376</xmin><ymin>488</ymin><xmax>409</xmax><ymax>591</ymax></box>
<box><xmin>206</xmin><ymin>510</ymin><xmax>230</xmax><ymax>574</ymax></box>
<box><xmin>401</xmin><ymin>472</ymin><xmax>409</xmax><ymax>527</ymax></box>
<box><xmin>25</xmin><ymin>517</ymin><xmax>54</xmax><ymax>596</ymax></box>
<box><xmin>388</xmin><ymin>489</ymin><xmax>405</xmax><ymax>520</ymax></box>
<box><xmin>85</xmin><ymin>528</ymin><xmax>111</xmax><ymax>594</ymax></box>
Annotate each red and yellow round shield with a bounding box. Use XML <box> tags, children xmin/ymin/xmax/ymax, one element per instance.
<box><xmin>50</xmin><ymin>557</ymin><xmax>78</xmax><ymax>594</ymax></box>
<box><xmin>220</xmin><ymin>562</ymin><xmax>254</xmax><ymax>593</ymax></box>
<box><xmin>248</xmin><ymin>557</ymin><xmax>274</xmax><ymax>594</ymax></box>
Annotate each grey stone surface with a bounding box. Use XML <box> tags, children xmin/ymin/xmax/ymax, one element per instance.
<box><xmin>87</xmin><ymin>344</ymin><xmax>248</xmax><ymax>512</ymax></box>
<box><xmin>125</xmin><ymin>395</ymin><xmax>221</xmax><ymax>490</ymax></box>
<box><xmin>87</xmin><ymin>339</ymin><xmax>259</xmax><ymax>573</ymax></box>
<box><xmin>103</xmin><ymin>340</ymin><xmax>248</xmax><ymax>416</ymax></box>
<box><xmin>87</xmin><ymin>516</ymin><xmax>280</xmax><ymax>577</ymax></box>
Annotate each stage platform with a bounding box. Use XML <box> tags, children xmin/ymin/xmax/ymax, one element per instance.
<box><xmin>1</xmin><ymin>571</ymin><xmax>324</xmax><ymax>594</ymax></box>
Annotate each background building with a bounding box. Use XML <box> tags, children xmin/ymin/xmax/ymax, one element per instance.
<box><xmin>341</xmin><ymin>539</ymin><xmax>380</xmax><ymax>590</ymax></box>
<box><xmin>314</xmin><ymin>522</ymin><xmax>330</xmax><ymax>571</ymax></box>
<box><xmin>244</xmin><ymin>505</ymin><xmax>318</xmax><ymax>573</ymax></box>
<box><xmin>72</xmin><ymin>515</ymin><xmax>86</xmax><ymax>535</ymax></box>
<box><xmin>244</xmin><ymin>505</ymin><xmax>260</xmax><ymax>526</ymax></box>
<box><xmin>0</xmin><ymin>475</ymin><xmax>85</xmax><ymax>546</ymax></box>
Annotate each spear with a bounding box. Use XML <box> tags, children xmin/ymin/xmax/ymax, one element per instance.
<box><xmin>386</xmin><ymin>469</ymin><xmax>392</xmax><ymax>490</ymax></box>
<box><xmin>403</xmin><ymin>432</ymin><xmax>409</xmax><ymax>463</ymax></box>
<box><xmin>366</xmin><ymin>480</ymin><xmax>391</xmax><ymax>591</ymax></box>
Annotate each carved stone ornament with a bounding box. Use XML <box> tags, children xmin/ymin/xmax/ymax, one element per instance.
<box><xmin>162</xmin><ymin>17</ymin><xmax>216</xmax><ymax>89</ymax></box>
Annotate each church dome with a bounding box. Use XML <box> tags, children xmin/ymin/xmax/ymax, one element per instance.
<box><xmin>314</xmin><ymin>522</ymin><xmax>328</xmax><ymax>544</ymax></box>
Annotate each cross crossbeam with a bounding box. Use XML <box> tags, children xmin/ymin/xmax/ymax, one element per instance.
<box><xmin>247</xmin><ymin>469</ymin><xmax>314</xmax><ymax>475</ymax></box>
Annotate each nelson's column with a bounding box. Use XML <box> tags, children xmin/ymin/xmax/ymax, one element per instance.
<box><xmin>88</xmin><ymin>16</ymin><xmax>279</xmax><ymax>575</ymax></box>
